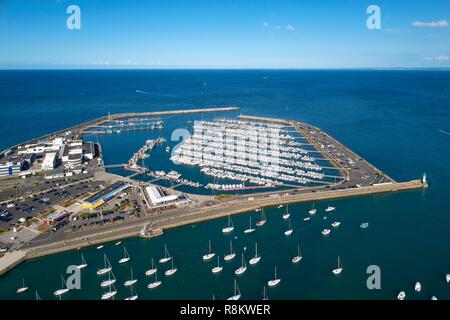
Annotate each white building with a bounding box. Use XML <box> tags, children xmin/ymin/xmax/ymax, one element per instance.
<box><xmin>42</xmin><ymin>152</ymin><xmax>57</xmax><ymax>170</ymax></box>
<box><xmin>145</xmin><ymin>185</ymin><xmax>178</xmax><ymax>206</ymax></box>
<box><xmin>0</xmin><ymin>161</ymin><xmax>21</xmax><ymax>177</ymax></box>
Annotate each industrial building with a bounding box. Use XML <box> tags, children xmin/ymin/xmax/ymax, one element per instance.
<box><xmin>0</xmin><ymin>161</ymin><xmax>22</xmax><ymax>177</ymax></box>
<box><xmin>145</xmin><ymin>185</ymin><xmax>178</xmax><ymax>206</ymax></box>
<box><xmin>82</xmin><ymin>181</ymin><xmax>131</xmax><ymax>209</ymax></box>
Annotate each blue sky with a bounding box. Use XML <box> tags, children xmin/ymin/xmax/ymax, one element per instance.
<box><xmin>0</xmin><ymin>0</ymin><xmax>449</xmax><ymax>68</ymax></box>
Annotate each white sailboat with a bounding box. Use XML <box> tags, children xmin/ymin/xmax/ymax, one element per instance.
<box><xmin>262</xmin><ymin>286</ymin><xmax>269</xmax><ymax>300</ymax></box>
<box><xmin>147</xmin><ymin>272</ymin><xmax>162</xmax><ymax>289</ymax></box>
<box><xmin>145</xmin><ymin>258</ymin><xmax>157</xmax><ymax>276</ymax></box>
<box><xmin>97</xmin><ymin>254</ymin><xmax>112</xmax><ymax>275</ymax></box>
<box><xmin>124</xmin><ymin>285</ymin><xmax>138</xmax><ymax>300</ymax></box>
<box><xmin>202</xmin><ymin>240</ymin><xmax>215</xmax><ymax>261</ymax></box>
<box><xmin>222</xmin><ymin>215</ymin><xmax>234</xmax><ymax>233</ymax></box>
<box><xmin>446</xmin><ymin>274</ymin><xmax>450</xmax><ymax>283</ymax></box>
<box><xmin>291</xmin><ymin>244</ymin><xmax>302</xmax><ymax>263</ymax></box>
<box><xmin>165</xmin><ymin>259</ymin><xmax>178</xmax><ymax>276</ymax></box>
<box><xmin>284</xmin><ymin>219</ymin><xmax>293</xmax><ymax>236</ymax></box>
<box><xmin>118</xmin><ymin>246</ymin><xmax>131</xmax><ymax>264</ymax></box>
<box><xmin>124</xmin><ymin>268</ymin><xmax>138</xmax><ymax>287</ymax></box>
<box><xmin>397</xmin><ymin>291</ymin><xmax>406</xmax><ymax>300</ymax></box>
<box><xmin>249</xmin><ymin>242</ymin><xmax>261</xmax><ymax>265</ymax></box>
<box><xmin>308</xmin><ymin>203</ymin><xmax>317</xmax><ymax>215</ymax></box>
<box><xmin>325</xmin><ymin>205</ymin><xmax>335</xmax><ymax>213</ymax></box>
<box><xmin>244</xmin><ymin>216</ymin><xmax>255</xmax><ymax>234</ymax></box>
<box><xmin>224</xmin><ymin>241</ymin><xmax>236</xmax><ymax>261</ymax></box>
<box><xmin>96</xmin><ymin>245</ymin><xmax>104</xmax><ymax>250</ymax></box>
<box><xmin>115</xmin><ymin>241</ymin><xmax>122</xmax><ymax>246</ymax></box>
<box><xmin>101</xmin><ymin>283</ymin><xmax>117</xmax><ymax>300</ymax></box>
<box><xmin>53</xmin><ymin>274</ymin><xmax>70</xmax><ymax>297</ymax></box>
<box><xmin>332</xmin><ymin>256</ymin><xmax>343</xmax><ymax>275</ymax></box>
<box><xmin>321</xmin><ymin>228</ymin><xmax>331</xmax><ymax>236</ymax></box>
<box><xmin>303</xmin><ymin>216</ymin><xmax>311</xmax><ymax>222</ymax></box>
<box><xmin>234</xmin><ymin>253</ymin><xmax>247</xmax><ymax>275</ymax></box>
<box><xmin>415</xmin><ymin>282</ymin><xmax>422</xmax><ymax>292</ymax></box>
<box><xmin>267</xmin><ymin>266</ymin><xmax>281</xmax><ymax>287</ymax></box>
<box><xmin>282</xmin><ymin>204</ymin><xmax>290</xmax><ymax>220</ymax></box>
<box><xmin>256</xmin><ymin>209</ymin><xmax>266</xmax><ymax>227</ymax></box>
<box><xmin>159</xmin><ymin>245</ymin><xmax>172</xmax><ymax>264</ymax></box>
<box><xmin>16</xmin><ymin>278</ymin><xmax>28</xmax><ymax>294</ymax></box>
<box><xmin>212</xmin><ymin>256</ymin><xmax>223</xmax><ymax>273</ymax></box>
<box><xmin>76</xmin><ymin>254</ymin><xmax>88</xmax><ymax>270</ymax></box>
<box><xmin>100</xmin><ymin>269</ymin><xmax>117</xmax><ymax>287</ymax></box>
<box><xmin>227</xmin><ymin>279</ymin><xmax>241</xmax><ymax>300</ymax></box>
<box><xmin>277</xmin><ymin>205</ymin><xmax>283</xmax><ymax>209</ymax></box>
<box><xmin>331</xmin><ymin>221</ymin><xmax>341</xmax><ymax>228</ymax></box>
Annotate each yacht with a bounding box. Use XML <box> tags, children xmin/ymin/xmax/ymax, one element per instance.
<box><xmin>325</xmin><ymin>206</ymin><xmax>335</xmax><ymax>213</ymax></box>
<box><xmin>100</xmin><ymin>270</ymin><xmax>117</xmax><ymax>287</ymax></box>
<box><xmin>332</xmin><ymin>256</ymin><xmax>343</xmax><ymax>275</ymax></box>
<box><xmin>303</xmin><ymin>217</ymin><xmax>311</xmax><ymax>222</ymax></box>
<box><xmin>124</xmin><ymin>285</ymin><xmax>138</xmax><ymax>300</ymax></box>
<box><xmin>202</xmin><ymin>240</ymin><xmax>215</xmax><ymax>261</ymax></box>
<box><xmin>415</xmin><ymin>282</ymin><xmax>422</xmax><ymax>292</ymax></box>
<box><xmin>212</xmin><ymin>256</ymin><xmax>223</xmax><ymax>273</ymax></box>
<box><xmin>76</xmin><ymin>254</ymin><xmax>88</xmax><ymax>270</ymax></box>
<box><xmin>331</xmin><ymin>221</ymin><xmax>341</xmax><ymax>228</ymax></box>
<box><xmin>234</xmin><ymin>253</ymin><xmax>247</xmax><ymax>275</ymax></box>
<box><xmin>145</xmin><ymin>258</ymin><xmax>157</xmax><ymax>276</ymax></box>
<box><xmin>291</xmin><ymin>244</ymin><xmax>302</xmax><ymax>264</ymax></box>
<box><xmin>97</xmin><ymin>254</ymin><xmax>112</xmax><ymax>275</ymax></box>
<box><xmin>244</xmin><ymin>216</ymin><xmax>255</xmax><ymax>234</ymax></box>
<box><xmin>277</xmin><ymin>205</ymin><xmax>283</xmax><ymax>209</ymax></box>
<box><xmin>360</xmin><ymin>222</ymin><xmax>369</xmax><ymax>229</ymax></box>
<box><xmin>255</xmin><ymin>209</ymin><xmax>266</xmax><ymax>227</ymax></box>
<box><xmin>267</xmin><ymin>266</ymin><xmax>281</xmax><ymax>287</ymax></box>
<box><xmin>115</xmin><ymin>241</ymin><xmax>122</xmax><ymax>246</ymax></box>
<box><xmin>224</xmin><ymin>241</ymin><xmax>236</xmax><ymax>261</ymax></box>
<box><xmin>165</xmin><ymin>259</ymin><xmax>178</xmax><ymax>276</ymax></box>
<box><xmin>118</xmin><ymin>246</ymin><xmax>131</xmax><ymax>264</ymax></box>
<box><xmin>222</xmin><ymin>215</ymin><xmax>234</xmax><ymax>233</ymax></box>
<box><xmin>282</xmin><ymin>205</ymin><xmax>291</xmax><ymax>220</ymax></box>
<box><xmin>101</xmin><ymin>284</ymin><xmax>117</xmax><ymax>300</ymax></box>
<box><xmin>159</xmin><ymin>245</ymin><xmax>172</xmax><ymax>264</ymax></box>
<box><xmin>96</xmin><ymin>245</ymin><xmax>104</xmax><ymax>250</ymax></box>
<box><xmin>397</xmin><ymin>291</ymin><xmax>406</xmax><ymax>300</ymax></box>
<box><xmin>431</xmin><ymin>296</ymin><xmax>438</xmax><ymax>300</ymax></box>
<box><xmin>284</xmin><ymin>219</ymin><xmax>293</xmax><ymax>236</ymax></box>
<box><xmin>16</xmin><ymin>278</ymin><xmax>28</xmax><ymax>294</ymax></box>
<box><xmin>124</xmin><ymin>268</ymin><xmax>138</xmax><ymax>287</ymax></box>
<box><xmin>321</xmin><ymin>228</ymin><xmax>331</xmax><ymax>236</ymax></box>
<box><xmin>308</xmin><ymin>204</ymin><xmax>317</xmax><ymax>215</ymax></box>
<box><xmin>446</xmin><ymin>274</ymin><xmax>450</xmax><ymax>283</ymax></box>
<box><xmin>249</xmin><ymin>242</ymin><xmax>261</xmax><ymax>265</ymax></box>
<box><xmin>227</xmin><ymin>279</ymin><xmax>241</xmax><ymax>300</ymax></box>
<box><xmin>53</xmin><ymin>274</ymin><xmax>70</xmax><ymax>297</ymax></box>
<box><xmin>147</xmin><ymin>272</ymin><xmax>162</xmax><ymax>289</ymax></box>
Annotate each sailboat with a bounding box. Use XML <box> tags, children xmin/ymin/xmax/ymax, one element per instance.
<box><xmin>115</xmin><ymin>241</ymin><xmax>122</xmax><ymax>246</ymax></box>
<box><xmin>332</xmin><ymin>256</ymin><xmax>343</xmax><ymax>275</ymax></box>
<box><xmin>303</xmin><ymin>216</ymin><xmax>311</xmax><ymax>222</ymax></box>
<box><xmin>291</xmin><ymin>244</ymin><xmax>302</xmax><ymax>263</ymax></box>
<box><xmin>325</xmin><ymin>205</ymin><xmax>336</xmax><ymax>213</ymax></box>
<box><xmin>159</xmin><ymin>245</ymin><xmax>172</xmax><ymax>264</ymax></box>
<box><xmin>35</xmin><ymin>291</ymin><xmax>41</xmax><ymax>300</ymax></box>
<box><xmin>277</xmin><ymin>205</ymin><xmax>283</xmax><ymax>209</ymax></box>
<box><xmin>331</xmin><ymin>221</ymin><xmax>341</xmax><ymax>228</ymax></box>
<box><xmin>202</xmin><ymin>240</ymin><xmax>215</xmax><ymax>261</ymax></box>
<box><xmin>308</xmin><ymin>203</ymin><xmax>317</xmax><ymax>215</ymax></box>
<box><xmin>118</xmin><ymin>246</ymin><xmax>131</xmax><ymax>264</ymax></box>
<box><xmin>415</xmin><ymin>282</ymin><xmax>422</xmax><ymax>292</ymax></box>
<box><xmin>165</xmin><ymin>259</ymin><xmax>178</xmax><ymax>276</ymax></box>
<box><xmin>244</xmin><ymin>216</ymin><xmax>255</xmax><ymax>234</ymax></box>
<box><xmin>124</xmin><ymin>285</ymin><xmax>138</xmax><ymax>300</ymax></box>
<box><xmin>145</xmin><ymin>258</ymin><xmax>157</xmax><ymax>276</ymax></box>
<box><xmin>222</xmin><ymin>215</ymin><xmax>234</xmax><ymax>233</ymax></box>
<box><xmin>53</xmin><ymin>274</ymin><xmax>70</xmax><ymax>297</ymax></box>
<box><xmin>446</xmin><ymin>274</ymin><xmax>450</xmax><ymax>283</ymax></box>
<box><xmin>16</xmin><ymin>278</ymin><xmax>28</xmax><ymax>294</ymax></box>
<box><xmin>321</xmin><ymin>228</ymin><xmax>331</xmax><ymax>236</ymax></box>
<box><xmin>96</xmin><ymin>245</ymin><xmax>104</xmax><ymax>250</ymax></box>
<box><xmin>267</xmin><ymin>266</ymin><xmax>281</xmax><ymax>287</ymax></box>
<box><xmin>249</xmin><ymin>242</ymin><xmax>261</xmax><ymax>265</ymax></box>
<box><xmin>397</xmin><ymin>291</ymin><xmax>406</xmax><ymax>300</ymax></box>
<box><xmin>256</xmin><ymin>209</ymin><xmax>266</xmax><ymax>227</ymax></box>
<box><xmin>76</xmin><ymin>254</ymin><xmax>88</xmax><ymax>269</ymax></box>
<box><xmin>284</xmin><ymin>219</ymin><xmax>293</xmax><ymax>236</ymax></box>
<box><xmin>124</xmin><ymin>268</ymin><xmax>138</xmax><ymax>287</ymax></box>
<box><xmin>101</xmin><ymin>283</ymin><xmax>117</xmax><ymax>300</ymax></box>
<box><xmin>147</xmin><ymin>272</ymin><xmax>162</xmax><ymax>289</ymax></box>
<box><xmin>227</xmin><ymin>279</ymin><xmax>241</xmax><ymax>300</ymax></box>
<box><xmin>100</xmin><ymin>269</ymin><xmax>117</xmax><ymax>287</ymax></box>
<box><xmin>282</xmin><ymin>205</ymin><xmax>290</xmax><ymax>220</ymax></box>
<box><xmin>97</xmin><ymin>254</ymin><xmax>112</xmax><ymax>275</ymax></box>
<box><xmin>262</xmin><ymin>286</ymin><xmax>269</xmax><ymax>300</ymax></box>
<box><xmin>234</xmin><ymin>253</ymin><xmax>247</xmax><ymax>275</ymax></box>
<box><xmin>224</xmin><ymin>241</ymin><xmax>236</xmax><ymax>261</ymax></box>
<box><xmin>212</xmin><ymin>256</ymin><xmax>223</xmax><ymax>273</ymax></box>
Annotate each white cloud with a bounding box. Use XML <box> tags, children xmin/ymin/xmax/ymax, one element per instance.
<box><xmin>263</xmin><ymin>22</ymin><xmax>269</xmax><ymax>27</ymax></box>
<box><xmin>262</xmin><ymin>22</ymin><xmax>295</xmax><ymax>31</ymax></box>
<box><xmin>285</xmin><ymin>24</ymin><xmax>295</xmax><ymax>31</ymax></box>
<box><xmin>412</xmin><ymin>20</ymin><xmax>449</xmax><ymax>28</ymax></box>
<box><xmin>424</xmin><ymin>55</ymin><xmax>449</xmax><ymax>61</ymax></box>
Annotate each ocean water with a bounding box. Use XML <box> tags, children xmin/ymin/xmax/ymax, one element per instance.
<box><xmin>0</xmin><ymin>70</ymin><xmax>449</xmax><ymax>300</ymax></box>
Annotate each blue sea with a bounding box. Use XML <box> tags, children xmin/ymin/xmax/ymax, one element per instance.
<box><xmin>0</xmin><ymin>70</ymin><xmax>449</xmax><ymax>300</ymax></box>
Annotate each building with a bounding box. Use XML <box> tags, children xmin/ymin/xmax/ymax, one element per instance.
<box><xmin>0</xmin><ymin>161</ymin><xmax>22</xmax><ymax>177</ymax></box>
<box><xmin>43</xmin><ymin>211</ymin><xmax>70</xmax><ymax>225</ymax></box>
<box><xmin>82</xmin><ymin>181</ymin><xmax>131</xmax><ymax>209</ymax></box>
<box><xmin>82</xmin><ymin>142</ymin><xmax>95</xmax><ymax>160</ymax></box>
<box><xmin>42</xmin><ymin>152</ymin><xmax>57</xmax><ymax>170</ymax></box>
<box><xmin>145</xmin><ymin>185</ymin><xmax>178</xmax><ymax>206</ymax></box>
